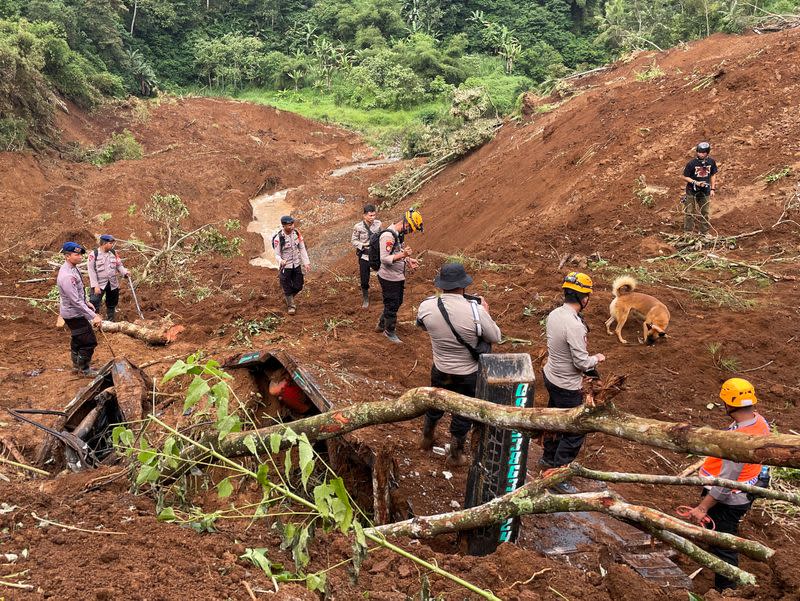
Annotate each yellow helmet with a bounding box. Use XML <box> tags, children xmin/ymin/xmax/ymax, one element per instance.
<box><xmin>404</xmin><ymin>208</ymin><xmax>423</xmax><ymax>232</ymax></box>
<box><xmin>719</xmin><ymin>378</ymin><xmax>758</xmax><ymax>407</ymax></box>
<box><xmin>562</xmin><ymin>272</ymin><xmax>593</xmax><ymax>294</ymax></box>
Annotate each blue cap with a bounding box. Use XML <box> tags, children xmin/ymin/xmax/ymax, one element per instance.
<box><xmin>61</xmin><ymin>241</ymin><xmax>86</xmax><ymax>254</ymax></box>
<box><xmin>99</xmin><ymin>234</ymin><xmax>115</xmax><ymax>242</ymax></box>
<box><xmin>280</xmin><ymin>215</ymin><xmax>295</xmax><ymax>225</ymax></box>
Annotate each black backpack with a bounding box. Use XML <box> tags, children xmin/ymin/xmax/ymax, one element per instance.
<box><xmin>368</xmin><ymin>229</ymin><xmax>399</xmax><ymax>271</ymax></box>
<box><xmin>272</xmin><ymin>230</ymin><xmax>300</xmax><ymax>251</ymax></box>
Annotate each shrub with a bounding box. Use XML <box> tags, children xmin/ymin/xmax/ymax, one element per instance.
<box><xmin>0</xmin><ymin>116</ymin><xmax>27</xmax><ymax>151</ymax></box>
<box><xmin>91</xmin><ymin>130</ymin><xmax>143</xmax><ymax>165</ymax></box>
<box><xmin>459</xmin><ymin>73</ymin><xmax>533</xmax><ymax>115</ymax></box>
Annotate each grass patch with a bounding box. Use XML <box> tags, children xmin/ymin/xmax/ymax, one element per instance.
<box><xmin>91</xmin><ymin>130</ymin><xmax>143</xmax><ymax>166</ymax></box>
<box><xmin>235</xmin><ymin>88</ymin><xmax>447</xmax><ymax>149</ymax></box>
<box><xmin>635</xmin><ymin>61</ymin><xmax>665</xmax><ymax>81</ymax></box>
<box><xmin>764</xmin><ymin>166</ymin><xmax>792</xmax><ymax>184</ymax></box>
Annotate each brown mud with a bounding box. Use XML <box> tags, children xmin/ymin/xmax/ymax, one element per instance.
<box><xmin>2</xmin><ymin>29</ymin><xmax>800</xmax><ymax>601</ymax></box>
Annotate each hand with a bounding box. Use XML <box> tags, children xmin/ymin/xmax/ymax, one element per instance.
<box><xmin>710</xmin><ymin>189</ymin><xmax>716</xmax><ymax>196</ymax></box>
<box><xmin>91</xmin><ymin>314</ymin><xmax>103</xmax><ymax>328</ymax></box>
<box><xmin>280</xmin><ymin>259</ymin><xmax>287</xmax><ymax>268</ymax></box>
<box><xmin>94</xmin><ymin>286</ymin><xmax>101</xmax><ymax>295</ymax></box>
<box><xmin>87</xmin><ymin>301</ymin><xmax>96</xmax><ymax>311</ymax></box>
<box><xmin>594</xmin><ymin>353</ymin><xmax>606</xmax><ymax>363</ymax></box>
<box><xmin>403</xmin><ymin>247</ymin><xmax>413</xmax><ymax>257</ymax></box>
<box><xmin>479</xmin><ymin>296</ymin><xmax>489</xmax><ymax>312</ymax></box>
<box><xmin>304</xmin><ymin>263</ymin><xmax>312</xmax><ymax>273</ymax></box>
<box><xmin>124</xmin><ymin>272</ymin><xmax>131</xmax><ymax>279</ymax></box>
<box><xmin>406</xmin><ymin>258</ymin><xmax>419</xmax><ymax>269</ymax></box>
<box><xmin>686</xmin><ymin>506</ymin><xmax>708</xmax><ymax>525</ymax></box>
<box><xmin>696</xmin><ymin>180</ymin><xmax>708</xmax><ymax>188</ymax></box>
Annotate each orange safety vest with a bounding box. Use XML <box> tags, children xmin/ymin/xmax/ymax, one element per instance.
<box><xmin>699</xmin><ymin>413</ymin><xmax>770</xmax><ymax>486</ymax></box>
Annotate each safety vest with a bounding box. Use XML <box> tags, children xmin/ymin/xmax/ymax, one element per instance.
<box><xmin>699</xmin><ymin>413</ymin><xmax>770</xmax><ymax>486</ymax></box>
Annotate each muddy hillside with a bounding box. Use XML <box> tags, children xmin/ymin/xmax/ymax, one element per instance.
<box><xmin>2</xmin><ymin>28</ymin><xmax>800</xmax><ymax>601</ymax></box>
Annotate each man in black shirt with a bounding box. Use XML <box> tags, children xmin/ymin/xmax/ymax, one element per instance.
<box><xmin>682</xmin><ymin>141</ymin><xmax>718</xmax><ymax>234</ymax></box>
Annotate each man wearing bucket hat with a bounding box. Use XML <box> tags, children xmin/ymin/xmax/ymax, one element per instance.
<box><xmin>273</xmin><ymin>215</ymin><xmax>311</xmax><ymax>315</ymax></box>
<box><xmin>541</xmin><ymin>272</ymin><xmax>605</xmax><ymax>490</ymax></box>
<box><xmin>685</xmin><ymin>378</ymin><xmax>770</xmax><ymax>591</ymax></box>
<box><xmin>376</xmin><ymin>208</ymin><xmax>422</xmax><ymax>343</ymax></box>
<box><xmin>57</xmin><ymin>242</ymin><xmax>103</xmax><ymax>376</ymax></box>
<box><xmin>87</xmin><ymin>234</ymin><xmax>129</xmax><ymax>322</ymax></box>
<box><xmin>416</xmin><ymin>262</ymin><xmax>501</xmax><ymax>466</ymax></box>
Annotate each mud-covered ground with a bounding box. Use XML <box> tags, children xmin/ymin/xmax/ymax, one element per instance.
<box><xmin>2</xmin><ymin>27</ymin><xmax>800</xmax><ymax>601</ymax></box>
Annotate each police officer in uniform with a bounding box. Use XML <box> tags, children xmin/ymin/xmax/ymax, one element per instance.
<box><xmin>416</xmin><ymin>263</ymin><xmax>501</xmax><ymax>465</ymax></box>
<box><xmin>57</xmin><ymin>242</ymin><xmax>102</xmax><ymax>376</ymax></box>
<box><xmin>273</xmin><ymin>216</ymin><xmax>311</xmax><ymax>315</ymax></box>
<box><xmin>88</xmin><ymin>234</ymin><xmax>130</xmax><ymax>322</ymax></box>
<box><xmin>377</xmin><ymin>208</ymin><xmax>423</xmax><ymax>343</ymax></box>
<box><xmin>351</xmin><ymin>204</ymin><xmax>382</xmax><ymax>308</ymax></box>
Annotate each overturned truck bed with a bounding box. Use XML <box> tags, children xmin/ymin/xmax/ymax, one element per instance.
<box><xmin>224</xmin><ymin>349</ymin><xmax>403</xmax><ymax>524</ymax></box>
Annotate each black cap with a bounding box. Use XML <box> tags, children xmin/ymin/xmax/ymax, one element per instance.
<box><xmin>434</xmin><ymin>263</ymin><xmax>473</xmax><ymax>290</ymax></box>
<box><xmin>280</xmin><ymin>215</ymin><xmax>295</xmax><ymax>225</ymax></box>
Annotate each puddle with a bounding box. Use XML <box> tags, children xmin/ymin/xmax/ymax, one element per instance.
<box><xmin>247</xmin><ymin>188</ymin><xmax>295</xmax><ymax>269</ymax></box>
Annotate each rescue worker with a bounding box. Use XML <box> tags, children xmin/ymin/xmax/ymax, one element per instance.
<box><xmin>686</xmin><ymin>378</ymin><xmax>770</xmax><ymax>592</ymax></box>
<box><xmin>57</xmin><ymin>242</ymin><xmax>102</xmax><ymax>376</ymax></box>
<box><xmin>351</xmin><ymin>204</ymin><xmax>382</xmax><ymax>308</ymax></box>
<box><xmin>377</xmin><ymin>208</ymin><xmax>423</xmax><ymax>343</ymax></box>
<box><xmin>416</xmin><ymin>263</ymin><xmax>501</xmax><ymax>466</ymax></box>
<box><xmin>273</xmin><ymin>215</ymin><xmax>311</xmax><ymax>315</ymax></box>
<box><xmin>682</xmin><ymin>141</ymin><xmax>718</xmax><ymax>234</ymax></box>
<box><xmin>88</xmin><ymin>234</ymin><xmax>130</xmax><ymax>322</ymax></box>
<box><xmin>541</xmin><ymin>272</ymin><xmax>606</xmax><ymax>492</ymax></box>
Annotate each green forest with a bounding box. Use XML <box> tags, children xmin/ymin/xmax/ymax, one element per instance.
<box><xmin>1</xmin><ymin>0</ymin><xmax>799</xmax><ymax>148</ymax></box>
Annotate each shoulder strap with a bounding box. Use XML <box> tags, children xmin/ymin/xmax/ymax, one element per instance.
<box><xmin>437</xmin><ymin>297</ymin><xmax>480</xmax><ymax>360</ymax></box>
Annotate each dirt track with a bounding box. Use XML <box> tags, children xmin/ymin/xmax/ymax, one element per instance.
<box><xmin>2</xmin><ymin>28</ymin><xmax>800</xmax><ymax>601</ymax></box>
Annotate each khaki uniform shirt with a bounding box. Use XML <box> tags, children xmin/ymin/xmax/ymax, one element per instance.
<box><xmin>87</xmin><ymin>249</ymin><xmax>129</xmax><ymax>290</ymax></box>
<box><xmin>351</xmin><ymin>219</ymin><xmax>382</xmax><ymax>261</ymax></box>
<box><xmin>377</xmin><ymin>225</ymin><xmax>406</xmax><ymax>281</ymax></box>
<box><xmin>417</xmin><ymin>293</ymin><xmax>502</xmax><ymax>375</ymax></box>
<box><xmin>542</xmin><ymin>304</ymin><xmax>598</xmax><ymax>390</ymax></box>
<box><xmin>273</xmin><ymin>229</ymin><xmax>310</xmax><ymax>268</ymax></box>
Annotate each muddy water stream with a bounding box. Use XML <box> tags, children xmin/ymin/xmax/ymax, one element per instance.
<box><xmin>247</xmin><ymin>158</ymin><xmax>398</xmax><ymax>269</ymax></box>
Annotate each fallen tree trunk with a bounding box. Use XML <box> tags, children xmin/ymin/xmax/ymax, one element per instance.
<box><xmin>100</xmin><ymin>320</ymin><xmax>183</xmax><ymax>345</ymax></box>
<box><xmin>208</xmin><ymin>387</ymin><xmax>800</xmax><ymax>468</ymax></box>
<box><xmin>368</xmin><ymin>468</ymin><xmax>770</xmax><ymax>586</ymax></box>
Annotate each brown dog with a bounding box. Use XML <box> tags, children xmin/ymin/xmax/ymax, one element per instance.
<box><xmin>605</xmin><ymin>276</ymin><xmax>670</xmax><ymax>345</ymax></box>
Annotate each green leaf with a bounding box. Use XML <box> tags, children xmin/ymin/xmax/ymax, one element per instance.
<box><xmin>293</xmin><ymin>525</ymin><xmax>311</xmax><ymax>569</ymax></box>
<box><xmin>353</xmin><ymin>520</ymin><xmax>367</xmax><ymax>548</ymax></box>
<box><xmin>279</xmin><ymin>522</ymin><xmax>297</xmax><ymax>551</ymax></box>
<box><xmin>157</xmin><ymin>506</ymin><xmax>177</xmax><ymax>522</ymax></box>
<box><xmin>269</xmin><ymin>432</ymin><xmax>282</xmax><ymax>454</ymax></box>
<box><xmin>313</xmin><ymin>483</ymin><xmax>333</xmax><ymax>519</ymax></box>
<box><xmin>137</xmin><ymin>448</ymin><xmax>157</xmax><ymax>465</ymax></box>
<box><xmin>284</xmin><ymin>447</ymin><xmax>293</xmax><ymax>481</ymax></box>
<box><xmin>161</xmin><ymin>359</ymin><xmax>190</xmax><ymax>383</ymax></box>
<box><xmin>211</xmin><ymin>381</ymin><xmax>230</xmax><ymax>415</ymax></box>
<box><xmin>216</xmin><ymin>414</ymin><xmax>241</xmax><ymax>442</ymax></box>
<box><xmin>298</xmin><ymin>435</ymin><xmax>315</xmax><ymax>490</ymax></box>
<box><xmin>241</xmin><ymin>548</ymin><xmax>273</xmax><ymax>577</ymax></box>
<box><xmin>330</xmin><ymin>477</ymin><xmax>353</xmax><ymax>533</ymax></box>
<box><xmin>243</xmin><ymin>434</ymin><xmax>258</xmax><ymax>457</ymax></box>
<box><xmin>184</xmin><ymin>375</ymin><xmax>210</xmax><ymax>410</ymax></box>
<box><xmin>306</xmin><ymin>572</ymin><xmax>326</xmax><ymax>593</ymax></box>
<box><xmin>284</xmin><ymin>426</ymin><xmax>298</xmax><ymax>445</ymax></box>
<box><xmin>256</xmin><ymin>463</ymin><xmax>270</xmax><ymax>489</ymax></box>
<box><xmin>217</xmin><ymin>477</ymin><xmax>233</xmax><ymax>499</ymax></box>
<box><xmin>687</xmin><ymin>594</ymin><xmax>705</xmax><ymax>601</ymax></box>
<box><xmin>135</xmin><ymin>464</ymin><xmax>159</xmax><ymax>485</ymax></box>
<box><xmin>112</xmin><ymin>426</ymin><xmax>134</xmax><ymax>448</ymax></box>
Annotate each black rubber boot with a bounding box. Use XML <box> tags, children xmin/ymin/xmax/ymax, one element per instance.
<box><xmin>78</xmin><ymin>355</ymin><xmax>99</xmax><ymax>378</ymax></box>
<box><xmin>285</xmin><ymin>294</ymin><xmax>296</xmax><ymax>315</ymax></box>
<box><xmin>361</xmin><ymin>288</ymin><xmax>369</xmax><ymax>309</ymax></box>
<box><xmin>106</xmin><ymin>307</ymin><xmax>116</xmax><ymax>322</ymax></box>
<box><xmin>70</xmin><ymin>351</ymin><xmax>82</xmax><ymax>373</ymax></box>
<box><xmin>419</xmin><ymin>415</ymin><xmax>438</xmax><ymax>451</ymax></box>
<box><xmin>445</xmin><ymin>434</ymin><xmax>468</xmax><ymax>467</ymax></box>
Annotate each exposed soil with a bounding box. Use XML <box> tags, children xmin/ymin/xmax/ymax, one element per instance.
<box><xmin>2</xmin><ymin>28</ymin><xmax>800</xmax><ymax>601</ymax></box>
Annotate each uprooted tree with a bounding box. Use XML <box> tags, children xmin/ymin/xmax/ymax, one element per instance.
<box><xmin>109</xmin><ymin>358</ymin><xmax>800</xmax><ymax>597</ymax></box>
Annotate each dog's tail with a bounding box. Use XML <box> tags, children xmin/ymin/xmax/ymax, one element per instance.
<box><xmin>612</xmin><ymin>275</ymin><xmax>637</xmax><ymax>297</ymax></box>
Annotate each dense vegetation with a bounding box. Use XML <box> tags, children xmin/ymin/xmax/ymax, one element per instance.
<box><xmin>1</xmin><ymin>0</ymin><xmax>798</xmax><ymax>149</ymax></box>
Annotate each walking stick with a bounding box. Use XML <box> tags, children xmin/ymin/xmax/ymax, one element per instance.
<box><xmin>128</xmin><ymin>277</ymin><xmax>145</xmax><ymax>320</ymax></box>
